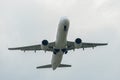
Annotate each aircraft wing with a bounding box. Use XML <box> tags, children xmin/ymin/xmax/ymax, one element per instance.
<box><xmin>8</xmin><ymin>41</ymin><xmax>108</xmax><ymax>51</ymax></box>
<box><xmin>8</xmin><ymin>42</ymin><xmax>55</xmax><ymax>52</ymax></box>
<box><xmin>67</xmin><ymin>41</ymin><xmax>108</xmax><ymax>50</ymax></box>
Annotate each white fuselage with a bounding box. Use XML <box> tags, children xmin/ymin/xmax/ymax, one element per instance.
<box><xmin>51</xmin><ymin>17</ymin><xmax>69</xmax><ymax>70</ymax></box>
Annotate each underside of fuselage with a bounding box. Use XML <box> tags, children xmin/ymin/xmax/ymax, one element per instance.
<box><xmin>51</xmin><ymin>17</ymin><xmax>70</xmax><ymax>70</ymax></box>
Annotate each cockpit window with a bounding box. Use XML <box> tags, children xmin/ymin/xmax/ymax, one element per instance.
<box><xmin>64</xmin><ymin>25</ymin><xmax>67</xmax><ymax>31</ymax></box>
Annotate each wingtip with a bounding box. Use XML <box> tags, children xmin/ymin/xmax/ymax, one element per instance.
<box><xmin>8</xmin><ymin>48</ymin><xmax>11</xmax><ymax>50</ymax></box>
<box><xmin>8</xmin><ymin>48</ymin><xmax>15</xmax><ymax>50</ymax></box>
<box><xmin>8</xmin><ymin>48</ymin><xmax>18</xmax><ymax>50</ymax></box>
<box><xmin>106</xmin><ymin>43</ymin><xmax>108</xmax><ymax>45</ymax></box>
<box><xmin>103</xmin><ymin>43</ymin><xmax>108</xmax><ymax>45</ymax></box>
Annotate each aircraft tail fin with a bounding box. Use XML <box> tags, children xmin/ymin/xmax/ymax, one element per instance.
<box><xmin>36</xmin><ymin>64</ymin><xmax>71</xmax><ymax>69</ymax></box>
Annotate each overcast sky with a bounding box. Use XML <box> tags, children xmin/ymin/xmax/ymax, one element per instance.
<box><xmin>0</xmin><ymin>0</ymin><xmax>120</xmax><ymax>80</ymax></box>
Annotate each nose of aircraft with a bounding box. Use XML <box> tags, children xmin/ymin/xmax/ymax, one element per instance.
<box><xmin>60</xmin><ymin>17</ymin><xmax>69</xmax><ymax>24</ymax></box>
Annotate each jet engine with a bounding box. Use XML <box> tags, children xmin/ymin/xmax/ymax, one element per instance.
<box><xmin>41</xmin><ymin>40</ymin><xmax>49</xmax><ymax>50</ymax></box>
<box><xmin>74</xmin><ymin>38</ymin><xmax>82</xmax><ymax>48</ymax></box>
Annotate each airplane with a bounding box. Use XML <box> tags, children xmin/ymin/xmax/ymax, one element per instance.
<box><xmin>8</xmin><ymin>17</ymin><xmax>108</xmax><ymax>70</ymax></box>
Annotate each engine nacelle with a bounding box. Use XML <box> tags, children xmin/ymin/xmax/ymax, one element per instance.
<box><xmin>41</xmin><ymin>40</ymin><xmax>49</xmax><ymax>50</ymax></box>
<box><xmin>74</xmin><ymin>38</ymin><xmax>82</xmax><ymax>48</ymax></box>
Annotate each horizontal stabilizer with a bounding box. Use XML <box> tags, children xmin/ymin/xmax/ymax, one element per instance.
<box><xmin>36</xmin><ymin>64</ymin><xmax>52</xmax><ymax>68</ymax></box>
<box><xmin>36</xmin><ymin>64</ymin><xmax>71</xmax><ymax>69</ymax></box>
<box><xmin>58</xmin><ymin>64</ymin><xmax>71</xmax><ymax>67</ymax></box>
